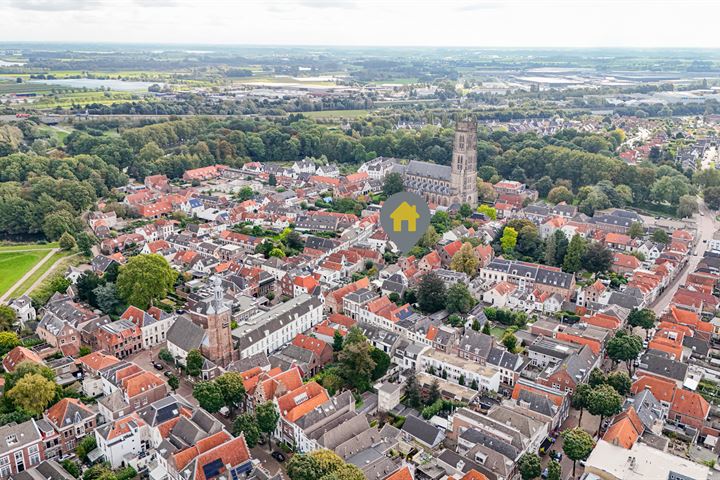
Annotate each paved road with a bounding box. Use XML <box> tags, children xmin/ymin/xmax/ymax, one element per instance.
<box><xmin>22</xmin><ymin>253</ymin><xmax>80</xmax><ymax>297</ymax></box>
<box><xmin>651</xmin><ymin>201</ymin><xmax>717</xmax><ymax>315</ymax></box>
<box><xmin>0</xmin><ymin>248</ymin><xmax>59</xmax><ymax>303</ymax></box>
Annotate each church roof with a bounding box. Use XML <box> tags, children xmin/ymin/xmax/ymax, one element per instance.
<box><xmin>406</xmin><ymin>160</ymin><xmax>452</xmax><ymax>181</ymax></box>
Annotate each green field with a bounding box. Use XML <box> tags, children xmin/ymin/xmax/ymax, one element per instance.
<box><xmin>10</xmin><ymin>251</ymin><xmax>72</xmax><ymax>297</ymax></box>
<box><xmin>0</xmin><ymin>250</ymin><xmax>52</xmax><ymax>296</ymax></box>
<box><xmin>0</xmin><ymin>242</ymin><xmax>58</xmax><ymax>252</ymax></box>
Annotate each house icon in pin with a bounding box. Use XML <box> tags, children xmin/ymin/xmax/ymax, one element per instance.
<box><xmin>389</xmin><ymin>201</ymin><xmax>420</xmax><ymax>232</ymax></box>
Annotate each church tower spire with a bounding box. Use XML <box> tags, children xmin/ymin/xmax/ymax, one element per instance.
<box><xmin>450</xmin><ymin>118</ymin><xmax>478</xmax><ymax>207</ymax></box>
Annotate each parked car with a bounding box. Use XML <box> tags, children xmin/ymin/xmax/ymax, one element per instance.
<box><xmin>164</xmin><ymin>371</ymin><xmax>174</xmax><ymax>378</ymax></box>
<box><xmin>549</xmin><ymin>450</ymin><xmax>562</xmax><ymax>461</ymax></box>
<box><xmin>271</xmin><ymin>452</ymin><xmax>286</xmax><ymax>462</ymax></box>
<box><xmin>153</xmin><ymin>363</ymin><xmax>164</xmax><ymax>370</ymax></box>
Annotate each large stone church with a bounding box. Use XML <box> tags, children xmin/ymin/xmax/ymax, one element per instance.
<box><xmin>402</xmin><ymin>119</ymin><xmax>478</xmax><ymax>207</ymax></box>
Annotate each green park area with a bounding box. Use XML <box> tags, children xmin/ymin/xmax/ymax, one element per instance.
<box><xmin>0</xmin><ymin>243</ymin><xmax>60</xmax><ymax>297</ymax></box>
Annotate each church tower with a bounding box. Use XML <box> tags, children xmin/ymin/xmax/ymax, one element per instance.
<box><xmin>450</xmin><ymin>119</ymin><xmax>478</xmax><ymax>207</ymax></box>
<box><xmin>193</xmin><ymin>276</ymin><xmax>237</xmax><ymax>367</ymax></box>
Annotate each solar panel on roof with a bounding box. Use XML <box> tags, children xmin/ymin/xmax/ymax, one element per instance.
<box><xmin>202</xmin><ymin>458</ymin><xmax>224</xmax><ymax>479</ymax></box>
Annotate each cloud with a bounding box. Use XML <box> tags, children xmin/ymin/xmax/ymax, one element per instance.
<box><xmin>5</xmin><ymin>0</ymin><xmax>105</xmax><ymax>11</ymax></box>
<box><xmin>134</xmin><ymin>0</ymin><xmax>179</xmax><ymax>7</ymax></box>
<box><xmin>454</xmin><ymin>1</ymin><xmax>502</xmax><ymax>11</ymax></box>
<box><xmin>295</xmin><ymin>0</ymin><xmax>357</xmax><ymax>9</ymax></box>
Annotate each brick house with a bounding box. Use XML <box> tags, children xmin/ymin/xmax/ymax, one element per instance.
<box><xmin>95</xmin><ymin>319</ymin><xmax>143</xmax><ymax>359</ymax></box>
<box><xmin>43</xmin><ymin>398</ymin><xmax>97</xmax><ymax>456</ymax></box>
<box><xmin>291</xmin><ymin>334</ymin><xmax>333</xmax><ymax>371</ymax></box>
<box><xmin>669</xmin><ymin>390</ymin><xmax>710</xmax><ymax>434</ymax></box>
<box><xmin>0</xmin><ymin>419</ymin><xmax>45</xmax><ymax>477</ymax></box>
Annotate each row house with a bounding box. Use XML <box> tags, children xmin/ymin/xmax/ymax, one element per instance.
<box><xmin>417</xmin><ymin>348</ymin><xmax>501</xmax><ymax>393</ymax></box>
<box><xmin>98</xmin><ymin>361</ymin><xmax>168</xmax><ymax>421</ymax></box>
<box><xmin>0</xmin><ymin>420</ymin><xmax>45</xmax><ymax>478</ymax></box>
<box><xmin>217</xmin><ymin>230</ymin><xmax>264</xmax><ymax>253</ymax></box>
<box><xmin>479</xmin><ymin>259</ymin><xmax>575</xmax><ymax>300</ymax></box>
<box><xmin>233</xmin><ymin>293</ymin><xmax>324</xmax><ymax>359</ymax></box>
<box><xmin>42</xmin><ymin>398</ymin><xmax>97</xmax><ymax>457</ymax></box>
<box><xmin>95</xmin><ymin>319</ymin><xmax>143</xmax><ymax>359</ymax></box>
<box><xmin>120</xmin><ymin>306</ymin><xmax>176</xmax><ymax>350</ymax></box>
<box><xmin>537</xmin><ymin>345</ymin><xmax>598</xmax><ymax>394</ymax></box>
<box><xmin>77</xmin><ymin>351</ymin><xmax>121</xmax><ymax>398</ymax></box>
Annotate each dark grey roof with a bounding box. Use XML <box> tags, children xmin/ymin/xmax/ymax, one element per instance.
<box><xmin>458</xmin><ymin>331</ymin><xmax>493</xmax><ymax>359</ymax></box>
<box><xmin>607</xmin><ymin>291</ymin><xmax>642</xmax><ymax>310</ymax></box>
<box><xmin>459</xmin><ymin>428</ymin><xmax>519</xmax><ymax>461</ymax></box>
<box><xmin>405</xmin><ymin>160</ymin><xmax>452</xmax><ymax>181</ymax></box>
<box><xmin>11</xmin><ymin>460</ymin><xmax>75</xmax><ymax>480</ymax></box>
<box><xmin>683</xmin><ymin>335</ymin><xmax>710</xmax><ymax>358</ymax></box>
<box><xmin>166</xmin><ymin>315</ymin><xmax>205</xmax><ymax>352</ymax></box>
<box><xmin>401</xmin><ymin>415</ymin><xmax>443</xmax><ymax>447</ymax></box>
<box><xmin>305</xmin><ymin>236</ymin><xmax>341</xmax><ymax>252</ymax></box>
<box><xmin>0</xmin><ymin>420</ymin><xmax>41</xmax><ymax>455</ymax></box>
<box><xmin>137</xmin><ymin>395</ymin><xmax>190</xmax><ymax>427</ymax></box>
<box><xmin>486</xmin><ymin>347</ymin><xmax>524</xmax><ymax>372</ymax></box>
<box><xmin>637</xmin><ymin>351</ymin><xmax>688</xmax><ymax>382</ymax></box>
<box><xmin>227</xmin><ymin>352</ymin><xmax>270</xmax><ymax>373</ymax></box>
<box><xmin>629</xmin><ymin>389</ymin><xmax>663</xmax><ymax>430</ymax></box>
<box><xmin>517</xmin><ymin>389</ymin><xmax>556</xmax><ymax>417</ymax></box>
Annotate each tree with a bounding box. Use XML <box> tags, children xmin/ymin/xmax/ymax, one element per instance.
<box><xmin>482</xmin><ymin>322</ymin><xmax>491</xmax><ymax>335</ymax></box>
<box><xmin>572</xmin><ymin>383</ymin><xmax>592</xmax><ymax>428</ymax></box>
<box><xmin>589</xmin><ymin>367</ymin><xmax>606</xmax><ymax>387</ymax></box>
<box><xmin>500</xmin><ymin>226</ymin><xmax>518</xmax><ymax>253</ymax></box>
<box><xmin>607</xmin><ymin>331</ymin><xmax>644</xmax><ymax>375</ymax></box>
<box><xmin>562</xmin><ymin>428</ymin><xmax>594</xmax><ymax>478</ymax></box>
<box><xmin>477</xmin><ymin>204</ymin><xmax>497</xmax><ymax>220</ymax></box>
<box><xmin>158</xmin><ymin>348</ymin><xmax>174</xmax><ymax>363</ymax></box>
<box><xmin>116</xmin><ymin>254</ymin><xmax>177</xmax><ymax>309</ymax></box>
<box><xmin>563</xmin><ymin>235</ymin><xmax>587</xmax><ymax>273</ymax></box>
<box><xmin>338</xmin><ymin>336</ymin><xmax>376</xmax><ymax>392</ymax></box>
<box><xmin>419</xmin><ymin>225</ymin><xmax>440</xmax><ymax>249</ymax></box>
<box><xmin>502</xmin><ymin>332</ymin><xmax>518</xmax><ymax>353</ymax></box>
<box><xmin>582</xmin><ymin>242</ymin><xmax>613</xmax><ymax>273</ymax></box>
<box><xmin>0</xmin><ymin>305</ymin><xmax>16</xmax><ymax>331</ymax></box>
<box><xmin>446</xmin><ymin>283</ymin><xmax>476</xmax><ymax>314</ymax></box>
<box><xmin>651</xmin><ymin>175</ymin><xmax>690</xmax><ymax>205</ymax></box>
<box><xmin>607</xmin><ymin>371</ymin><xmax>632</xmax><ymax>396</ymax></box>
<box><xmin>76</xmin><ymin>272</ymin><xmax>103</xmax><ymax>308</ymax></box>
<box><xmin>186</xmin><ymin>349</ymin><xmax>204</xmax><ymax>377</ymax></box>
<box><xmin>651</xmin><ymin>229</ymin><xmax>670</xmax><ymax>244</ymax></box>
<box><xmin>3</xmin><ymin>361</ymin><xmax>55</xmax><ymax>392</ymax></box>
<box><xmin>193</xmin><ymin>381</ymin><xmax>224</xmax><ymax>413</ymax></box>
<box><xmin>215</xmin><ymin>372</ymin><xmax>247</xmax><ymax>410</ymax></box>
<box><xmin>61</xmin><ymin>458</ymin><xmax>81</xmax><ymax>478</ymax></box>
<box><xmin>167</xmin><ymin>375</ymin><xmax>179</xmax><ymax>392</ymax></box>
<box><xmin>363</xmin><ymin>345</ymin><xmax>387</xmax><ymax>380</ymax></box>
<box><xmin>518</xmin><ymin>452</ymin><xmax>542</xmax><ymax>480</ymax></box>
<box><xmin>628</xmin><ymin>222</ymin><xmax>644</xmax><ymax>239</ymax></box>
<box><xmin>587</xmin><ymin>384</ymin><xmax>623</xmax><ymax>437</ymax></box>
<box><xmin>333</xmin><ymin>330</ymin><xmax>344</xmax><ymax>352</ymax></box>
<box><xmin>7</xmin><ymin>373</ymin><xmax>57</xmax><ymax>415</ymax></box>
<box><xmin>43</xmin><ymin>210</ymin><xmax>82</xmax><ymax>241</ymax></box>
<box><xmin>0</xmin><ymin>331</ymin><xmax>20</xmax><ymax>356</ymax></box>
<box><xmin>405</xmin><ymin>373</ymin><xmax>422</xmax><ymax>408</ymax></box>
<box><xmin>76</xmin><ymin>435</ymin><xmax>97</xmax><ymax>462</ymax></box>
<box><xmin>459</xmin><ymin>203</ymin><xmax>473</xmax><ymax>218</ymax></box>
<box><xmin>426</xmin><ymin>379</ymin><xmax>441</xmax><ymax>405</ymax></box>
<box><xmin>268</xmin><ymin>173</ymin><xmax>277</xmax><ymax>186</ymax></box>
<box><xmin>79</xmin><ymin>346</ymin><xmax>92</xmax><ymax>357</ymax></box>
<box><xmin>450</xmin><ymin>242</ymin><xmax>479</xmax><ymax>276</ymax></box>
<box><xmin>677</xmin><ymin>195</ymin><xmax>699</xmax><ymax>218</ymax></box>
<box><xmin>627</xmin><ymin>308</ymin><xmax>656</xmax><ymax>334</ymax></box>
<box><xmin>93</xmin><ymin>283</ymin><xmax>120</xmax><ymax>314</ymax></box>
<box><xmin>417</xmin><ymin>272</ymin><xmax>447</xmax><ymax>313</ymax></box>
<box><xmin>59</xmin><ymin>232</ymin><xmax>77</xmax><ymax>251</ymax></box>
<box><xmin>233</xmin><ymin>413</ymin><xmax>261</xmax><ymax>447</ymax></box>
<box><xmin>548</xmin><ymin>186</ymin><xmax>574</xmax><ymax>204</ymax></box>
<box><xmin>287</xmin><ymin>454</ymin><xmax>324</xmax><ymax>480</ymax></box>
<box><xmin>516</xmin><ymin>225</ymin><xmax>543</xmax><ymax>260</ymax></box>
<box><xmin>704</xmin><ymin>186</ymin><xmax>720</xmax><ymax>210</ymax></box>
<box><xmin>256</xmin><ymin>401</ymin><xmax>280</xmax><ymax>451</ymax></box>
<box><xmin>382</xmin><ymin>172</ymin><xmax>404</xmax><ymax>196</ymax></box>
<box><xmin>547</xmin><ymin>459</ymin><xmax>562</xmax><ymax>480</ymax></box>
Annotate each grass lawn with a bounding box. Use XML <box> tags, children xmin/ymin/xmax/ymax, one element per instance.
<box><xmin>489</xmin><ymin>326</ymin><xmax>507</xmax><ymax>340</ymax></box>
<box><xmin>0</xmin><ymin>250</ymin><xmax>52</xmax><ymax>296</ymax></box>
<box><xmin>10</xmin><ymin>250</ymin><xmax>72</xmax><ymax>297</ymax></box>
<box><xmin>0</xmin><ymin>242</ymin><xmax>58</xmax><ymax>252</ymax></box>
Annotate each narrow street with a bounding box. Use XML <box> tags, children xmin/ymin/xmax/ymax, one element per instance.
<box><xmin>651</xmin><ymin>200</ymin><xmax>717</xmax><ymax>315</ymax></box>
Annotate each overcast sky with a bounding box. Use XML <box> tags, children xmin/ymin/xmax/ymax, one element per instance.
<box><xmin>2</xmin><ymin>0</ymin><xmax>720</xmax><ymax>48</ymax></box>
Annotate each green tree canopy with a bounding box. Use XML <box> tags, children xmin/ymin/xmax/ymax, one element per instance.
<box><xmin>116</xmin><ymin>254</ymin><xmax>177</xmax><ymax>309</ymax></box>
